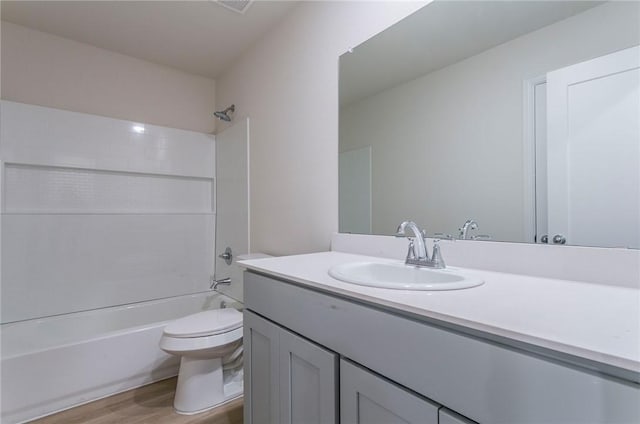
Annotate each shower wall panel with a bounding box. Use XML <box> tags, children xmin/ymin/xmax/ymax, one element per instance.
<box><xmin>0</xmin><ymin>101</ymin><xmax>216</xmax><ymax>323</ymax></box>
<box><xmin>0</xmin><ymin>101</ymin><xmax>214</xmax><ymax>178</ymax></box>
<box><xmin>4</xmin><ymin>164</ymin><xmax>213</xmax><ymax>214</ymax></box>
<box><xmin>214</xmin><ymin>118</ymin><xmax>249</xmax><ymax>302</ymax></box>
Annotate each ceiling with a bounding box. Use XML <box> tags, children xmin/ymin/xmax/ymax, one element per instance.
<box><xmin>340</xmin><ymin>1</ymin><xmax>603</xmax><ymax>106</ymax></box>
<box><xmin>1</xmin><ymin>1</ymin><xmax>299</xmax><ymax>79</ymax></box>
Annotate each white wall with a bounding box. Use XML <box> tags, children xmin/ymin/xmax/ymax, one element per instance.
<box><xmin>340</xmin><ymin>1</ymin><xmax>640</xmax><ymax>242</ymax></box>
<box><xmin>1</xmin><ymin>21</ymin><xmax>216</xmax><ymax>133</ymax></box>
<box><xmin>215</xmin><ymin>1</ymin><xmax>426</xmax><ymax>255</ymax></box>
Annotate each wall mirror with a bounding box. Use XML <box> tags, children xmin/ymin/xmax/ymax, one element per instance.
<box><xmin>339</xmin><ymin>0</ymin><xmax>639</xmax><ymax>248</ymax></box>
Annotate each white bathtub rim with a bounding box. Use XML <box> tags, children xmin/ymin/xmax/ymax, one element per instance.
<box><xmin>1</xmin><ymin>291</ymin><xmax>236</xmax><ymax>359</ymax></box>
<box><xmin>2</xmin><ymin>290</ymin><xmax>223</xmax><ymax>326</ymax></box>
<box><xmin>2</xmin><ymin>320</ymin><xmax>173</xmax><ymax>360</ymax></box>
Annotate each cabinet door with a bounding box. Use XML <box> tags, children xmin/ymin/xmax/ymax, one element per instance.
<box><xmin>341</xmin><ymin>359</ymin><xmax>439</xmax><ymax>424</ymax></box>
<box><xmin>279</xmin><ymin>328</ymin><xmax>338</xmax><ymax>424</ymax></box>
<box><xmin>244</xmin><ymin>310</ymin><xmax>280</xmax><ymax>424</ymax></box>
<box><xmin>440</xmin><ymin>408</ymin><xmax>478</xmax><ymax>424</ymax></box>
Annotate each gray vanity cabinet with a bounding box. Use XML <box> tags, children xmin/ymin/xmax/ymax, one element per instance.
<box><xmin>341</xmin><ymin>359</ymin><xmax>440</xmax><ymax>424</ymax></box>
<box><xmin>244</xmin><ymin>310</ymin><xmax>338</xmax><ymax>424</ymax></box>
<box><xmin>244</xmin><ymin>271</ymin><xmax>638</xmax><ymax>424</ymax></box>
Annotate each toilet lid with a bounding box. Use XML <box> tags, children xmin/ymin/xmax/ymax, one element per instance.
<box><xmin>163</xmin><ymin>309</ymin><xmax>243</xmax><ymax>338</ymax></box>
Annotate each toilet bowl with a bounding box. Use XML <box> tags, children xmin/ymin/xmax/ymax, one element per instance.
<box><xmin>159</xmin><ymin>308</ymin><xmax>243</xmax><ymax>414</ymax></box>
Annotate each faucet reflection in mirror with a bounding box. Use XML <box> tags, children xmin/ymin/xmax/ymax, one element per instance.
<box><xmin>459</xmin><ymin>219</ymin><xmax>478</xmax><ymax>240</ymax></box>
<box><xmin>395</xmin><ymin>221</ymin><xmax>445</xmax><ymax>269</ymax></box>
<box><xmin>338</xmin><ymin>1</ymin><xmax>640</xmax><ymax>249</ymax></box>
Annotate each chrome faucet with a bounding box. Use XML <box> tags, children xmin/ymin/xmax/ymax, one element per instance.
<box><xmin>459</xmin><ymin>219</ymin><xmax>478</xmax><ymax>240</ymax></box>
<box><xmin>396</xmin><ymin>221</ymin><xmax>427</xmax><ymax>258</ymax></box>
<box><xmin>210</xmin><ymin>276</ymin><xmax>231</xmax><ymax>291</ymax></box>
<box><xmin>395</xmin><ymin>221</ymin><xmax>445</xmax><ymax>269</ymax></box>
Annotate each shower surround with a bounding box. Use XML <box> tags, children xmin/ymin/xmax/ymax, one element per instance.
<box><xmin>0</xmin><ymin>101</ymin><xmax>219</xmax><ymax>422</ymax></box>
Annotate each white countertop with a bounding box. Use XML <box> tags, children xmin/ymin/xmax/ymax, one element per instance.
<box><xmin>239</xmin><ymin>251</ymin><xmax>640</xmax><ymax>378</ymax></box>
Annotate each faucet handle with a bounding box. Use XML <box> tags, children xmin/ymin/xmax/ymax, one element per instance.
<box><xmin>430</xmin><ymin>240</ymin><xmax>446</xmax><ymax>269</ymax></box>
<box><xmin>406</xmin><ymin>239</ymin><xmax>417</xmax><ymax>260</ymax></box>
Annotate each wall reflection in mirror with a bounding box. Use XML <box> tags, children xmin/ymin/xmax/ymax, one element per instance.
<box><xmin>339</xmin><ymin>0</ymin><xmax>639</xmax><ymax>249</ymax></box>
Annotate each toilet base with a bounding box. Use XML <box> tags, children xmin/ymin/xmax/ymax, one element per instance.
<box><xmin>173</xmin><ymin>356</ymin><xmax>244</xmax><ymax>415</ymax></box>
<box><xmin>174</xmin><ymin>392</ymin><xmax>243</xmax><ymax>416</ymax></box>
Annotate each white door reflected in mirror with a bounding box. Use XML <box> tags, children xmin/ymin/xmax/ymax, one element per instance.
<box><xmin>545</xmin><ymin>46</ymin><xmax>640</xmax><ymax>249</ymax></box>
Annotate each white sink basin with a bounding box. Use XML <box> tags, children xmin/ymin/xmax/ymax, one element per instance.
<box><xmin>328</xmin><ymin>261</ymin><xmax>484</xmax><ymax>291</ymax></box>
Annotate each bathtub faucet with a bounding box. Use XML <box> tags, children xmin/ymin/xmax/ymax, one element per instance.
<box><xmin>210</xmin><ymin>277</ymin><xmax>231</xmax><ymax>290</ymax></box>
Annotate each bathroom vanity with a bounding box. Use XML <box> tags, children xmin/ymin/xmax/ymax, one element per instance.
<box><xmin>240</xmin><ymin>252</ymin><xmax>640</xmax><ymax>424</ymax></box>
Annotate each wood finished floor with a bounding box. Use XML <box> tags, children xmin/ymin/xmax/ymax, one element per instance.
<box><xmin>29</xmin><ymin>377</ymin><xmax>243</xmax><ymax>424</ymax></box>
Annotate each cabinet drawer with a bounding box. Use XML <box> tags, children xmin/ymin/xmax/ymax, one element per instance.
<box><xmin>244</xmin><ymin>310</ymin><xmax>281</xmax><ymax>424</ymax></box>
<box><xmin>341</xmin><ymin>359</ymin><xmax>439</xmax><ymax>424</ymax></box>
<box><xmin>279</xmin><ymin>326</ymin><xmax>338</xmax><ymax>424</ymax></box>
<box><xmin>245</xmin><ymin>271</ymin><xmax>640</xmax><ymax>423</ymax></box>
<box><xmin>244</xmin><ymin>310</ymin><xmax>338</xmax><ymax>424</ymax></box>
<box><xmin>440</xmin><ymin>408</ymin><xmax>478</xmax><ymax>424</ymax></box>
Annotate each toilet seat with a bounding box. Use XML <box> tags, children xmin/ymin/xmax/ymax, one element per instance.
<box><xmin>163</xmin><ymin>309</ymin><xmax>242</xmax><ymax>338</ymax></box>
<box><xmin>160</xmin><ymin>309</ymin><xmax>243</xmax><ymax>356</ymax></box>
<box><xmin>160</xmin><ymin>327</ymin><xmax>243</xmax><ymax>355</ymax></box>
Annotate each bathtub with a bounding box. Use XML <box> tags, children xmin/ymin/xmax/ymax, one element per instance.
<box><xmin>1</xmin><ymin>291</ymin><xmax>236</xmax><ymax>424</ymax></box>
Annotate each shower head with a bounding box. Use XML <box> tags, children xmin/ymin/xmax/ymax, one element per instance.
<box><xmin>214</xmin><ymin>104</ymin><xmax>235</xmax><ymax>122</ymax></box>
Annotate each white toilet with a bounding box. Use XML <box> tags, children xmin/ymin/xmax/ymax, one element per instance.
<box><xmin>159</xmin><ymin>308</ymin><xmax>244</xmax><ymax>414</ymax></box>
